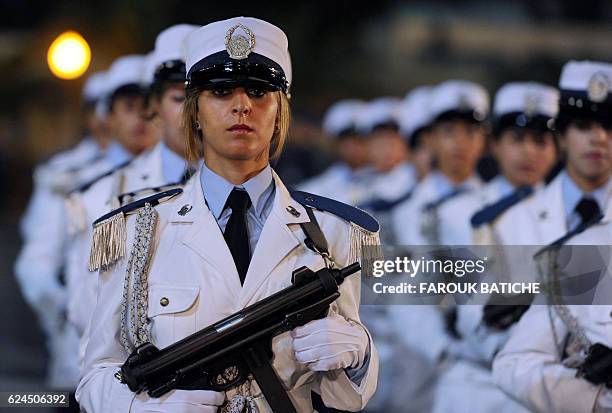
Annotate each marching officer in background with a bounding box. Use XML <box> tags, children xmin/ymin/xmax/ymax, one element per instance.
<box><xmin>493</xmin><ymin>61</ymin><xmax>612</xmax><ymax>246</ymax></box>
<box><xmin>298</xmin><ymin>99</ymin><xmax>372</xmax><ymax>205</ymax></box>
<box><xmin>359</xmin><ymin>87</ymin><xmax>436</xmax><ymax>412</ymax></box>
<box><xmin>438</xmin><ymin>82</ymin><xmax>559</xmax><ymax>245</ymax></box>
<box><xmin>13</xmin><ymin>70</ymin><xmax>111</xmax><ymax>400</ymax></box>
<box><xmin>391</xmin><ymin>80</ymin><xmax>488</xmax><ymax>246</ymax></box>
<box><xmin>66</xmin><ymin>24</ymin><xmax>199</xmax><ymax>370</ymax></box>
<box><xmin>493</xmin><ymin>60</ymin><xmax>612</xmax><ymax>413</ymax></box>
<box><xmin>357</xmin><ymin>97</ymin><xmax>416</xmax><ymax>244</ymax></box>
<box><xmin>428</xmin><ymin>82</ymin><xmax>560</xmax><ymax>413</ymax></box>
<box><xmin>77</xmin><ymin>17</ymin><xmax>379</xmax><ymax>412</ymax></box>
<box><xmin>379</xmin><ymin>80</ymin><xmax>489</xmax><ymax>413</ymax></box>
<box><xmin>356</xmin><ymin>97</ymin><xmax>415</xmax><ymax>206</ymax></box>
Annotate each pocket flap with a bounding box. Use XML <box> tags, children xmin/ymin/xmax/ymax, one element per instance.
<box><xmin>148</xmin><ymin>284</ymin><xmax>200</xmax><ymax>317</ymax></box>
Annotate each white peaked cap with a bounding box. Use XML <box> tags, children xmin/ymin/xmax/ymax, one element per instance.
<box><xmin>557</xmin><ymin>60</ymin><xmax>612</xmax><ymax>122</ymax></box>
<box><xmin>398</xmin><ymin>86</ymin><xmax>433</xmax><ymax>140</ymax></box>
<box><xmin>493</xmin><ymin>82</ymin><xmax>559</xmax><ymax>118</ymax></box>
<box><xmin>560</xmin><ymin>60</ymin><xmax>612</xmax><ymax>94</ymax></box>
<box><xmin>82</xmin><ymin>71</ymin><xmax>107</xmax><ymax>102</ymax></box>
<box><xmin>184</xmin><ymin>17</ymin><xmax>291</xmax><ymax>90</ymax></box>
<box><xmin>322</xmin><ymin>99</ymin><xmax>365</xmax><ymax>137</ymax></box>
<box><xmin>155</xmin><ymin>24</ymin><xmax>199</xmax><ymax>67</ymax></box>
<box><xmin>356</xmin><ymin>97</ymin><xmax>402</xmax><ymax>135</ymax></box>
<box><xmin>142</xmin><ymin>24</ymin><xmax>199</xmax><ymax>86</ymax></box>
<box><xmin>106</xmin><ymin>54</ymin><xmax>147</xmax><ymax>95</ymax></box>
<box><xmin>429</xmin><ymin>80</ymin><xmax>489</xmax><ymax>122</ymax></box>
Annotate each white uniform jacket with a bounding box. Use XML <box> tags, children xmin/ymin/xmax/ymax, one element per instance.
<box><xmin>298</xmin><ymin>163</ymin><xmax>373</xmax><ymax>206</ymax></box>
<box><xmin>492</xmin><ymin>183</ymin><xmax>612</xmax><ymax>412</ymax></box>
<box><xmin>391</xmin><ymin>172</ymin><xmax>483</xmax><ymax>245</ymax></box>
<box><xmin>438</xmin><ymin>176</ymin><xmax>517</xmax><ymax>245</ymax></box>
<box><xmin>77</xmin><ymin>170</ymin><xmax>378</xmax><ymax>413</ymax></box>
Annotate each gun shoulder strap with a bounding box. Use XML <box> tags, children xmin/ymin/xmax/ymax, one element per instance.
<box><xmin>243</xmin><ymin>341</ymin><xmax>297</xmax><ymax>413</ymax></box>
<box><xmin>300</xmin><ymin>206</ymin><xmax>330</xmax><ymax>256</ymax></box>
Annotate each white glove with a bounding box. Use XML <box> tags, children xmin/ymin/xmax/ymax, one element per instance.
<box><xmin>131</xmin><ymin>389</ymin><xmax>225</xmax><ymax>413</ymax></box>
<box><xmin>291</xmin><ymin>313</ymin><xmax>369</xmax><ymax>372</ymax></box>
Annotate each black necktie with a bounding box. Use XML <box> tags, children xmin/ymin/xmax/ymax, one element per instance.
<box><xmin>223</xmin><ymin>188</ymin><xmax>251</xmax><ymax>284</ymax></box>
<box><xmin>575</xmin><ymin>197</ymin><xmax>601</xmax><ymax>226</ymax></box>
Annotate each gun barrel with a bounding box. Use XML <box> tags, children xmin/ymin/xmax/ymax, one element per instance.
<box><xmin>338</xmin><ymin>262</ymin><xmax>361</xmax><ymax>280</ymax></box>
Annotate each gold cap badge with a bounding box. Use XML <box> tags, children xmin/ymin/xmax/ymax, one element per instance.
<box><xmin>225</xmin><ymin>23</ymin><xmax>255</xmax><ymax>60</ymax></box>
<box><xmin>587</xmin><ymin>72</ymin><xmax>610</xmax><ymax>103</ymax></box>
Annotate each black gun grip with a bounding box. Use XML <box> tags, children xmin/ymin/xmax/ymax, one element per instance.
<box><xmin>242</xmin><ymin>341</ymin><xmax>297</xmax><ymax>413</ymax></box>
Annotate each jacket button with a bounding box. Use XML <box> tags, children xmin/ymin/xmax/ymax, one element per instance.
<box><xmin>160</xmin><ymin>297</ymin><xmax>170</xmax><ymax>307</ymax></box>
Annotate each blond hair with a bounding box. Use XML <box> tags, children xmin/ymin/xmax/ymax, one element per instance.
<box><xmin>182</xmin><ymin>88</ymin><xmax>291</xmax><ymax>165</ymax></box>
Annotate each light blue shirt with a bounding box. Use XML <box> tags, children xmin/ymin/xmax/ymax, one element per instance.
<box><xmin>561</xmin><ymin>171</ymin><xmax>609</xmax><ymax>230</ymax></box>
<box><xmin>200</xmin><ymin>162</ymin><xmax>368</xmax><ymax>384</ymax></box>
<box><xmin>200</xmin><ymin>162</ymin><xmax>275</xmax><ymax>255</ymax></box>
<box><xmin>160</xmin><ymin>142</ymin><xmax>188</xmax><ymax>184</ymax></box>
<box><xmin>429</xmin><ymin>171</ymin><xmax>481</xmax><ymax>201</ymax></box>
<box><xmin>105</xmin><ymin>141</ymin><xmax>132</xmax><ymax>168</ymax></box>
<box><xmin>493</xmin><ymin>175</ymin><xmax>516</xmax><ymax>199</ymax></box>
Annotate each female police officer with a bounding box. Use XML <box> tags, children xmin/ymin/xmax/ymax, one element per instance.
<box><xmin>77</xmin><ymin>17</ymin><xmax>379</xmax><ymax>413</ymax></box>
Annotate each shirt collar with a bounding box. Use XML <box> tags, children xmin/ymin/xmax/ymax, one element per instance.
<box><xmin>105</xmin><ymin>141</ymin><xmax>132</xmax><ymax>168</ymax></box>
<box><xmin>430</xmin><ymin>170</ymin><xmax>480</xmax><ymax>196</ymax></box>
<box><xmin>200</xmin><ymin>162</ymin><xmax>274</xmax><ymax>219</ymax></box>
<box><xmin>561</xmin><ymin>170</ymin><xmax>610</xmax><ymax>219</ymax></box>
<box><xmin>492</xmin><ymin>175</ymin><xmax>516</xmax><ymax>198</ymax></box>
<box><xmin>160</xmin><ymin>142</ymin><xmax>187</xmax><ymax>183</ymax></box>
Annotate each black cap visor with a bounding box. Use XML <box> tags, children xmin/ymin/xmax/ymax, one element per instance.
<box><xmin>494</xmin><ymin>112</ymin><xmax>555</xmax><ymax>136</ymax></box>
<box><xmin>187</xmin><ymin>51</ymin><xmax>288</xmax><ymax>94</ymax></box>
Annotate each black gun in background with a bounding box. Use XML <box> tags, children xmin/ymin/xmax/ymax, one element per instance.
<box><xmin>120</xmin><ymin>262</ymin><xmax>361</xmax><ymax>413</ymax></box>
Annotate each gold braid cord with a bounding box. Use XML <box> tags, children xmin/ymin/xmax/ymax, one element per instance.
<box><xmin>120</xmin><ymin>203</ymin><xmax>158</xmax><ymax>353</ymax></box>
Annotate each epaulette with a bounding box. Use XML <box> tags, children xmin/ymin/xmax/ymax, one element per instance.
<box><xmin>533</xmin><ymin>213</ymin><xmax>604</xmax><ymax>259</ymax></box>
<box><xmin>116</xmin><ymin>182</ymin><xmax>185</xmax><ymax>206</ymax></box>
<box><xmin>70</xmin><ymin>159</ymin><xmax>132</xmax><ymax>195</ymax></box>
<box><xmin>89</xmin><ymin>187</ymin><xmax>183</xmax><ymax>272</ymax></box>
<box><xmin>470</xmin><ymin>186</ymin><xmax>533</xmax><ymax>228</ymax></box>
<box><xmin>64</xmin><ymin>160</ymin><xmax>133</xmax><ymax>235</ymax></box>
<box><xmin>291</xmin><ymin>190</ymin><xmax>382</xmax><ymax>270</ymax></box>
<box><xmin>424</xmin><ymin>188</ymin><xmax>466</xmax><ymax>212</ymax></box>
<box><xmin>358</xmin><ymin>189</ymin><xmax>413</xmax><ymax>213</ymax></box>
<box><xmin>291</xmin><ymin>190</ymin><xmax>379</xmax><ymax>232</ymax></box>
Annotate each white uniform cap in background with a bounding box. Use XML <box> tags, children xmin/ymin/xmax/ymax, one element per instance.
<box><xmin>142</xmin><ymin>24</ymin><xmax>199</xmax><ymax>87</ymax></box>
<box><xmin>82</xmin><ymin>71</ymin><xmax>107</xmax><ymax>103</ymax></box>
<box><xmin>322</xmin><ymin>99</ymin><xmax>365</xmax><ymax>137</ymax></box>
<box><xmin>398</xmin><ymin>86</ymin><xmax>433</xmax><ymax>141</ymax></box>
<box><xmin>184</xmin><ymin>17</ymin><xmax>291</xmax><ymax>93</ymax></box>
<box><xmin>105</xmin><ymin>54</ymin><xmax>147</xmax><ymax>95</ymax></box>
<box><xmin>558</xmin><ymin>60</ymin><xmax>612</xmax><ymax>122</ymax></box>
<box><xmin>560</xmin><ymin>60</ymin><xmax>612</xmax><ymax>94</ymax></box>
<box><xmin>154</xmin><ymin>24</ymin><xmax>199</xmax><ymax>68</ymax></box>
<box><xmin>429</xmin><ymin>80</ymin><xmax>489</xmax><ymax>123</ymax></box>
<box><xmin>493</xmin><ymin>82</ymin><xmax>559</xmax><ymax>118</ymax></box>
<box><xmin>356</xmin><ymin>97</ymin><xmax>402</xmax><ymax>135</ymax></box>
<box><xmin>493</xmin><ymin>82</ymin><xmax>558</xmax><ymax>133</ymax></box>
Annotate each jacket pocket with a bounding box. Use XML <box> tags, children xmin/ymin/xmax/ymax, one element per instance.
<box><xmin>147</xmin><ymin>284</ymin><xmax>200</xmax><ymax>347</ymax></box>
<box><xmin>148</xmin><ymin>284</ymin><xmax>200</xmax><ymax>317</ymax></box>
